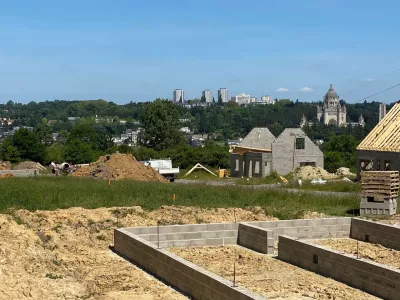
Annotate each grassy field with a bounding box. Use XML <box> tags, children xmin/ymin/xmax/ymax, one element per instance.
<box><xmin>0</xmin><ymin>177</ymin><xmax>363</xmax><ymax>219</ymax></box>
<box><xmin>288</xmin><ymin>181</ymin><xmax>361</xmax><ymax>193</ymax></box>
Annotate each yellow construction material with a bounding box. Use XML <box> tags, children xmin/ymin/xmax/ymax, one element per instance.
<box><xmin>218</xmin><ymin>169</ymin><xmax>226</xmax><ymax>178</ymax></box>
<box><xmin>279</xmin><ymin>176</ymin><xmax>288</xmax><ymax>184</ymax></box>
<box><xmin>357</xmin><ymin>103</ymin><xmax>400</xmax><ymax>152</ymax></box>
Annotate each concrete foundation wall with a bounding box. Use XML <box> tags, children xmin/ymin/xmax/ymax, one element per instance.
<box><xmin>278</xmin><ymin>235</ymin><xmax>400</xmax><ymax>300</ymax></box>
<box><xmin>237</xmin><ymin>223</ymin><xmax>274</xmax><ymax>254</ymax></box>
<box><xmin>0</xmin><ymin>169</ymin><xmax>38</xmax><ymax>177</ymax></box>
<box><xmin>125</xmin><ymin>223</ymin><xmax>238</xmax><ymax>248</ymax></box>
<box><xmin>245</xmin><ymin>218</ymin><xmax>351</xmax><ymax>241</ymax></box>
<box><xmin>350</xmin><ymin>218</ymin><xmax>400</xmax><ymax>250</ymax></box>
<box><xmin>114</xmin><ymin>228</ymin><xmax>265</xmax><ymax>300</ymax></box>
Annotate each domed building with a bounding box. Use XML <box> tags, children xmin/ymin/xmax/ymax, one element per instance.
<box><xmin>317</xmin><ymin>84</ymin><xmax>347</xmax><ymax>126</ymax></box>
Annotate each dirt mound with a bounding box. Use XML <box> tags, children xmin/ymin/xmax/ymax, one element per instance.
<box><xmin>14</xmin><ymin>161</ymin><xmax>46</xmax><ymax>171</ymax></box>
<box><xmin>336</xmin><ymin>167</ymin><xmax>355</xmax><ymax>177</ymax></box>
<box><xmin>294</xmin><ymin>166</ymin><xmax>337</xmax><ymax>180</ymax></box>
<box><xmin>0</xmin><ymin>205</ymin><xmax>276</xmax><ymax>299</ymax></box>
<box><xmin>0</xmin><ymin>161</ymin><xmax>11</xmax><ymax>170</ymax></box>
<box><xmin>0</xmin><ymin>173</ymin><xmax>13</xmax><ymax>178</ymax></box>
<box><xmin>72</xmin><ymin>153</ymin><xmax>167</xmax><ymax>182</ymax></box>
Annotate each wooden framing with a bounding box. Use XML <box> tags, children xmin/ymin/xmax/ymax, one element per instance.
<box><xmin>357</xmin><ymin>103</ymin><xmax>400</xmax><ymax>152</ymax></box>
<box><xmin>183</xmin><ymin>163</ymin><xmax>217</xmax><ymax>177</ymax></box>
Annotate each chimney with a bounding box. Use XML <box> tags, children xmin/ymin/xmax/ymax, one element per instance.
<box><xmin>379</xmin><ymin>103</ymin><xmax>386</xmax><ymax>121</ymax></box>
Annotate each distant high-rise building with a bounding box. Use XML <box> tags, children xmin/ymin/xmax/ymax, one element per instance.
<box><xmin>231</xmin><ymin>93</ymin><xmax>251</xmax><ymax>105</ymax></box>
<box><xmin>260</xmin><ymin>95</ymin><xmax>275</xmax><ymax>104</ymax></box>
<box><xmin>379</xmin><ymin>103</ymin><xmax>387</xmax><ymax>121</ymax></box>
<box><xmin>173</xmin><ymin>89</ymin><xmax>184</xmax><ymax>103</ymax></box>
<box><xmin>250</xmin><ymin>97</ymin><xmax>257</xmax><ymax>103</ymax></box>
<box><xmin>218</xmin><ymin>88</ymin><xmax>229</xmax><ymax>103</ymax></box>
<box><xmin>202</xmin><ymin>89</ymin><xmax>213</xmax><ymax>102</ymax></box>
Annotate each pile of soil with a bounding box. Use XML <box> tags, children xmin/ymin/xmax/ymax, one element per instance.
<box><xmin>0</xmin><ymin>173</ymin><xmax>13</xmax><ymax>178</ymax></box>
<box><xmin>336</xmin><ymin>167</ymin><xmax>355</xmax><ymax>177</ymax></box>
<box><xmin>72</xmin><ymin>153</ymin><xmax>167</xmax><ymax>182</ymax></box>
<box><xmin>0</xmin><ymin>161</ymin><xmax>11</xmax><ymax>170</ymax></box>
<box><xmin>14</xmin><ymin>161</ymin><xmax>46</xmax><ymax>171</ymax></box>
<box><xmin>294</xmin><ymin>166</ymin><xmax>337</xmax><ymax>180</ymax></box>
<box><xmin>0</xmin><ymin>205</ymin><xmax>275</xmax><ymax>299</ymax></box>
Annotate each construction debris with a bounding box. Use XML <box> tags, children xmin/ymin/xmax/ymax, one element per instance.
<box><xmin>72</xmin><ymin>153</ymin><xmax>167</xmax><ymax>182</ymax></box>
<box><xmin>294</xmin><ymin>166</ymin><xmax>337</xmax><ymax>180</ymax></box>
<box><xmin>14</xmin><ymin>161</ymin><xmax>46</xmax><ymax>171</ymax></box>
<box><xmin>0</xmin><ymin>161</ymin><xmax>12</xmax><ymax>170</ymax></box>
<box><xmin>336</xmin><ymin>167</ymin><xmax>355</xmax><ymax>177</ymax></box>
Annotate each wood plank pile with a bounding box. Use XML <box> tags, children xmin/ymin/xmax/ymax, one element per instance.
<box><xmin>361</xmin><ymin>171</ymin><xmax>399</xmax><ymax>199</ymax></box>
<box><xmin>360</xmin><ymin>171</ymin><xmax>398</xmax><ymax>215</ymax></box>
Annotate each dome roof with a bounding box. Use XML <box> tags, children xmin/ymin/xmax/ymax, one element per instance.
<box><xmin>325</xmin><ymin>83</ymin><xmax>338</xmax><ymax>99</ymax></box>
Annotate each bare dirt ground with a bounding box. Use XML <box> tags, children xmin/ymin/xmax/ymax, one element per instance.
<box><xmin>312</xmin><ymin>238</ymin><xmax>400</xmax><ymax>269</ymax></box>
<box><xmin>171</xmin><ymin>246</ymin><xmax>379</xmax><ymax>300</ymax></box>
<box><xmin>0</xmin><ymin>205</ymin><xmax>275</xmax><ymax>300</ymax></box>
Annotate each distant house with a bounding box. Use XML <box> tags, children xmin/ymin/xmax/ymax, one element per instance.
<box><xmin>68</xmin><ymin>117</ymin><xmax>77</xmax><ymax>122</ymax></box>
<box><xmin>230</xmin><ymin>127</ymin><xmax>323</xmax><ymax>177</ymax></box>
<box><xmin>230</xmin><ymin>128</ymin><xmax>275</xmax><ymax>178</ymax></box>
<box><xmin>272</xmin><ymin>128</ymin><xmax>324</xmax><ymax>175</ymax></box>
<box><xmin>356</xmin><ymin>102</ymin><xmax>400</xmax><ymax>179</ymax></box>
<box><xmin>180</xmin><ymin>127</ymin><xmax>191</xmax><ymax>134</ymax></box>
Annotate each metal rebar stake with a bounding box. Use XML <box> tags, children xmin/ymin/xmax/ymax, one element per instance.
<box><xmin>157</xmin><ymin>221</ymin><xmax>160</xmax><ymax>249</ymax></box>
<box><xmin>357</xmin><ymin>240</ymin><xmax>359</xmax><ymax>259</ymax></box>
<box><xmin>233</xmin><ymin>261</ymin><xmax>236</xmax><ymax>287</ymax></box>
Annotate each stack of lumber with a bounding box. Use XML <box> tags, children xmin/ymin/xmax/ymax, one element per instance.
<box><xmin>361</xmin><ymin>171</ymin><xmax>399</xmax><ymax>199</ymax></box>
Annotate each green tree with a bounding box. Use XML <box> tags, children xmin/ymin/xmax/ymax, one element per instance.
<box><xmin>322</xmin><ymin>135</ymin><xmax>358</xmax><ymax>172</ymax></box>
<box><xmin>12</xmin><ymin>128</ymin><xmax>46</xmax><ymax>163</ymax></box>
<box><xmin>218</xmin><ymin>95</ymin><xmax>223</xmax><ymax>106</ymax></box>
<box><xmin>64</xmin><ymin>139</ymin><xmax>95</xmax><ymax>164</ymax></box>
<box><xmin>45</xmin><ymin>143</ymin><xmax>65</xmax><ymax>164</ymax></box>
<box><xmin>35</xmin><ymin>122</ymin><xmax>53</xmax><ymax>145</ymax></box>
<box><xmin>0</xmin><ymin>138</ymin><xmax>20</xmax><ymax>162</ymax></box>
<box><xmin>139</xmin><ymin>99</ymin><xmax>187</xmax><ymax>151</ymax></box>
<box><xmin>324</xmin><ymin>152</ymin><xmax>343</xmax><ymax>173</ymax></box>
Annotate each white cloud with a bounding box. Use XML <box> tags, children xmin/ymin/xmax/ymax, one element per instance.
<box><xmin>299</xmin><ymin>87</ymin><xmax>314</xmax><ymax>92</ymax></box>
<box><xmin>365</xmin><ymin>78</ymin><xmax>374</xmax><ymax>82</ymax></box>
<box><xmin>276</xmin><ymin>87</ymin><xmax>289</xmax><ymax>92</ymax></box>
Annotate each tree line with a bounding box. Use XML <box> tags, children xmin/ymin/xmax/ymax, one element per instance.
<box><xmin>0</xmin><ymin>98</ymin><xmax>392</xmax><ymax>172</ymax></box>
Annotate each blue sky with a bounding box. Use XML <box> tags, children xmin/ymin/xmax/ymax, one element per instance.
<box><xmin>1</xmin><ymin>0</ymin><xmax>400</xmax><ymax>104</ymax></box>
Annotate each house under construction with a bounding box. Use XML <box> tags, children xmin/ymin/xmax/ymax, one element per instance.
<box><xmin>230</xmin><ymin>127</ymin><xmax>324</xmax><ymax>177</ymax></box>
<box><xmin>357</xmin><ymin>102</ymin><xmax>400</xmax><ymax>179</ymax></box>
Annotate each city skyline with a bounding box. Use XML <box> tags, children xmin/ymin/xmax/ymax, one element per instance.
<box><xmin>1</xmin><ymin>1</ymin><xmax>400</xmax><ymax>104</ymax></box>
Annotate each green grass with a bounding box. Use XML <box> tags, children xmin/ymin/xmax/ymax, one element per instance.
<box><xmin>236</xmin><ymin>172</ymin><xmax>296</xmax><ymax>186</ymax></box>
<box><xmin>0</xmin><ymin>177</ymin><xmax>362</xmax><ymax>219</ymax></box>
<box><xmin>287</xmin><ymin>181</ymin><xmax>361</xmax><ymax>193</ymax></box>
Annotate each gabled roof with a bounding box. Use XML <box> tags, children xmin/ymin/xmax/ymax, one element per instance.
<box><xmin>357</xmin><ymin>103</ymin><xmax>400</xmax><ymax>152</ymax></box>
<box><xmin>239</xmin><ymin>128</ymin><xmax>276</xmax><ymax>151</ymax></box>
